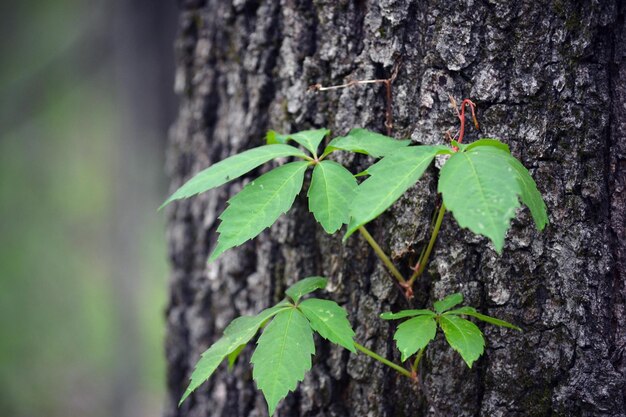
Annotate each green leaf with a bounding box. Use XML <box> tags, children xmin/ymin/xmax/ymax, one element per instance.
<box><xmin>439</xmin><ymin>315</ymin><xmax>485</xmax><ymax>368</ymax></box>
<box><xmin>345</xmin><ymin>145</ymin><xmax>449</xmax><ymax>238</ymax></box>
<box><xmin>285</xmin><ymin>276</ymin><xmax>327</xmax><ymax>304</ymax></box>
<box><xmin>323</xmin><ymin>128</ymin><xmax>411</xmax><ymax>158</ymax></box>
<box><xmin>161</xmin><ymin>144</ymin><xmax>308</xmax><ymax>208</ymax></box>
<box><xmin>445</xmin><ymin>307</ymin><xmax>522</xmax><ymax>331</ymax></box>
<box><xmin>209</xmin><ymin>161</ymin><xmax>309</xmax><ymax>261</ymax></box>
<box><xmin>227</xmin><ymin>344</ymin><xmax>246</xmax><ymax>370</ymax></box>
<box><xmin>438</xmin><ymin>146</ymin><xmax>521</xmax><ymax>253</ymax></box>
<box><xmin>465</xmin><ymin>138</ymin><xmax>511</xmax><ymax>153</ymax></box>
<box><xmin>223</xmin><ymin>304</ymin><xmax>291</xmax><ymax>341</ymax></box>
<box><xmin>433</xmin><ymin>293</ymin><xmax>464</xmax><ymax>314</ymax></box>
<box><xmin>308</xmin><ymin>161</ymin><xmax>358</xmax><ymax>233</ymax></box>
<box><xmin>288</xmin><ymin>129</ymin><xmax>330</xmax><ymax>156</ymax></box>
<box><xmin>252</xmin><ymin>308</ymin><xmax>315</xmax><ymax>415</ymax></box>
<box><xmin>451</xmin><ymin>140</ymin><xmax>465</xmax><ymax>151</ymax></box>
<box><xmin>505</xmin><ymin>155</ymin><xmax>548</xmax><ymax>230</ymax></box>
<box><xmin>266</xmin><ymin>130</ymin><xmax>290</xmax><ymax>145</ymax></box>
<box><xmin>179</xmin><ymin>337</ymin><xmax>233</xmax><ymax>405</ymax></box>
<box><xmin>299</xmin><ymin>298</ymin><xmax>356</xmax><ymax>352</ymax></box>
<box><xmin>380</xmin><ymin>310</ymin><xmax>436</xmax><ymax>320</ymax></box>
<box><xmin>393</xmin><ymin>315</ymin><xmax>437</xmax><ymax>361</ymax></box>
<box><xmin>179</xmin><ymin>304</ymin><xmax>289</xmax><ymax>405</ymax></box>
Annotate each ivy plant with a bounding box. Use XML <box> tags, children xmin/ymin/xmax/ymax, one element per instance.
<box><xmin>346</xmin><ymin>138</ymin><xmax>548</xmax><ymax>252</ymax></box>
<box><xmin>164</xmin><ymin>97</ymin><xmax>549</xmax><ymax>415</ymax></box>
<box><xmin>342</xmin><ymin>132</ymin><xmax>547</xmax><ymax>297</ymax></box>
<box><xmin>161</xmin><ymin>128</ymin><xmax>409</xmax><ymax>261</ymax></box>
<box><xmin>178</xmin><ymin>277</ymin><xmax>358</xmax><ymax>415</ymax></box>
<box><xmin>381</xmin><ymin>292</ymin><xmax>520</xmax><ymax>371</ymax></box>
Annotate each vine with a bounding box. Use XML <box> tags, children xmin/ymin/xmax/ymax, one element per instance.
<box><xmin>162</xmin><ymin>78</ymin><xmax>548</xmax><ymax>414</ymax></box>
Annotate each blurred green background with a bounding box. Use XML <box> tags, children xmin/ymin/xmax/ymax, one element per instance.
<box><xmin>0</xmin><ymin>1</ymin><xmax>177</xmax><ymax>416</ymax></box>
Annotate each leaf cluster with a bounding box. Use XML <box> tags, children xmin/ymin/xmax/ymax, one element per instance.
<box><xmin>165</xmin><ymin>125</ymin><xmax>547</xmax><ymax>415</ymax></box>
<box><xmin>347</xmin><ymin>138</ymin><xmax>548</xmax><ymax>252</ymax></box>
<box><xmin>161</xmin><ymin>128</ymin><xmax>409</xmax><ymax>261</ymax></box>
<box><xmin>179</xmin><ymin>277</ymin><xmax>356</xmax><ymax>415</ymax></box>
<box><xmin>381</xmin><ymin>293</ymin><xmax>521</xmax><ymax>367</ymax></box>
<box><xmin>162</xmin><ymin>128</ymin><xmax>548</xmax><ymax>262</ymax></box>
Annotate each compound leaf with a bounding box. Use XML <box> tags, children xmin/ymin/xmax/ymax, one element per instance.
<box><xmin>445</xmin><ymin>307</ymin><xmax>521</xmax><ymax>331</ymax></box>
<box><xmin>505</xmin><ymin>155</ymin><xmax>548</xmax><ymax>230</ymax></box>
<box><xmin>209</xmin><ymin>161</ymin><xmax>309</xmax><ymax>261</ymax></box>
<box><xmin>433</xmin><ymin>293</ymin><xmax>464</xmax><ymax>314</ymax></box>
<box><xmin>285</xmin><ymin>277</ymin><xmax>327</xmax><ymax>304</ymax></box>
<box><xmin>439</xmin><ymin>315</ymin><xmax>485</xmax><ymax>368</ymax></box>
<box><xmin>393</xmin><ymin>315</ymin><xmax>438</xmax><ymax>361</ymax></box>
<box><xmin>308</xmin><ymin>161</ymin><xmax>357</xmax><ymax>233</ymax></box>
<box><xmin>161</xmin><ymin>144</ymin><xmax>308</xmax><ymax>208</ymax></box>
<box><xmin>323</xmin><ymin>128</ymin><xmax>411</xmax><ymax>158</ymax></box>
<box><xmin>439</xmin><ymin>146</ymin><xmax>521</xmax><ymax>253</ymax></box>
<box><xmin>380</xmin><ymin>310</ymin><xmax>436</xmax><ymax>320</ymax></box>
<box><xmin>299</xmin><ymin>298</ymin><xmax>356</xmax><ymax>352</ymax></box>
<box><xmin>345</xmin><ymin>145</ymin><xmax>449</xmax><ymax>238</ymax></box>
<box><xmin>252</xmin><ymin>308</ymin><xmax>315</xmax><ymax>415</ymax></box>
<box><xmin>179</xmin><ymin>304</ymin><xmax>289</xmax><ymax>405</ymax></box>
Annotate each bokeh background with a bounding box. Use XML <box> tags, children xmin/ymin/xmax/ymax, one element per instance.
<box><xmin>0</xmin><ymin>1</ymin><xmax>177</xmax><ymax>416</ymax></box>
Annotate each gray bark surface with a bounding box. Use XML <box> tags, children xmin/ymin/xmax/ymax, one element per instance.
<box><xmin>164</xmin><ymin>1</ymin><xmax>626</xmax><ymax>416</ymax></box>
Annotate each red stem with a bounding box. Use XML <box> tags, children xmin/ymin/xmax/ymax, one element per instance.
<box><xmin>455</xmin><ymin>99</ymin><xmax>478</xmax><ymax>145</ymax></box>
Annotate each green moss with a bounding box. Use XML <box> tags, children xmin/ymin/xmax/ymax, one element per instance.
<box><xmin>192</xmin><ymin>12</ymin><xmax>203</xmax><ymax>31</ymax></box>
<box><xmin>281</xmin><ymin>98</ymin><xmax>289</xmax><ymax>119</ymax></box>
<box><xmin>564</xmin><ymin>12</ymin><xmax>581</xmax><ymax>32</ymax></box>
<box><xmin>552</xmin><ymin>0</ymin><xmax>566</xmax><ymax>17</ymax></box>
<box><xmin>520</xmin><ymin>386</ymin><xmax>553</xmax><ymax>416</ymax></box>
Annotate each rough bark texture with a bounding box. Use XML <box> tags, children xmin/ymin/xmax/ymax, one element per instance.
<box><xmin>164</xmin><ymin>1</ymin><xmax>626</xmax><ymax>416</ymax></box>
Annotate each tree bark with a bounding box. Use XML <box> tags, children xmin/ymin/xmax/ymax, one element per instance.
<box><xmin>163</xmin><ymin>1</ymin><xmax>626</xmax><ymax>416</ymax></box>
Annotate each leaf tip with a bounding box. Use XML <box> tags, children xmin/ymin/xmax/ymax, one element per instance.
<box><xmin>267</xmin><ymin>401</ymin><xmax>278</xmax><ymax>416</ymax></box>
<box><xmin>207</xmin><ymin>246</ymin><xmax>223</xmax><ymax>263</ymax></box>
<box><xmin>490</xmin><ymin>238</ymin><xmax>505</xmax><ymax>255</ymax></box>
<box><xmin>159</xmin><ymin>196</ymin><xmax>176</xmax><ymax>211</ymax></box>
<box><xmin>343</xmin><ymin>225</ymin><xmax>358</xmax><ymax>241</ymax></box>
<box><xmin>178</xmin><ymin>389</ymin><xmax>191</xmax><ymax>407</ymax></box>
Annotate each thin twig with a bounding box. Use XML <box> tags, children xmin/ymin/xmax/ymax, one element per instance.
<box><xmin>309</xmin><ymin>56</ymin><xmax>403</xmax><ymax>136</ymax></box>
<box><xmin>383</xmin><ymin>56</ymin><xmax>403</xmax><ymax>136</ymax></box>
<box><xmin>309</xmin><ymin>78</ymin><xmax>389</xmax><ymax>92</ymax></box>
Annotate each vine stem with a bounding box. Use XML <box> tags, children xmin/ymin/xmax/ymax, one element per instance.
<box><xmin>354</xmin><ymin>342</ymin><xmax>413</xmax><ymax>379</ymax></box>
<box><xmin>411</xmin><ymin>347</ymin><xmax>426</xmax><ymax>373</ymax></box>
<box><xmin>408</xmin><ymin>203</ymin><xmax>446</xmax><ymax>285</ymax></box>
<box><xmin>358</xmin><ymin>226</ymin><xmax>407</xmax><ymax>285</ymax></box>
<box><xmin>448</xmin><ymin>95</ymin><xmax>478</xmax><ymax>149</ymax></box>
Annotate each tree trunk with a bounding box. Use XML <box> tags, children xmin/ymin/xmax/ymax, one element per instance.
<box><xmin>163</xmin><ymin>1</ymin><xmax>626</xmax><ymax>416</ymax></box>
